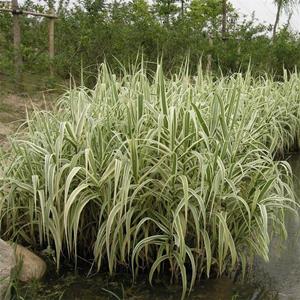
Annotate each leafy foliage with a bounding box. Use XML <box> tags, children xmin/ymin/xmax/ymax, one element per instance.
<box><xmin>1</xmin><ymin>0</ymin><xmax>300</xmax><ymax>82</ymax></box>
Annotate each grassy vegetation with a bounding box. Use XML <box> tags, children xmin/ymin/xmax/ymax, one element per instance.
<box><xmin>0</xmin><ymin>63</ymin><xmax>299</xmax><ymax>299</ymax></box>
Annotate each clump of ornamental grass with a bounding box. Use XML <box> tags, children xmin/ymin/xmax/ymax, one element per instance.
<box><xmin>0</xmin><ymin>63</ymin><xmax>299</xmax><ymax>299</ymax></box>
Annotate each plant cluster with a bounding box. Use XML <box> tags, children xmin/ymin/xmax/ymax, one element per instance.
<box><xmin>0</xmin><ymin>63</ymin><xmax>299</xmax><ymax>298</ymax></box>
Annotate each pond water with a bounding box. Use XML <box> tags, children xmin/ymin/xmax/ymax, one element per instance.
<box><xmin>17</xmin><ymin>154</ymin><xmax>300</xmax><ymax>300</ymax></box>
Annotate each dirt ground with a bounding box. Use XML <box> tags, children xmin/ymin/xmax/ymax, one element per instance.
<box><xmin>0</xmin><ymin>93</ymin><xmax>55</xmax><ymax>143</ymax></box>
<box><xmin>0</xmin><ymin>71</ymin><xmax>64</xmax><ymax>143</ymax></box>
<box><xmin>0</xmin><ymin>94</ymin><xmax>28</xmax><ymax>140</ymax></box>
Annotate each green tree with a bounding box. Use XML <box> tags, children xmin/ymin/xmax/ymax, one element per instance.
<box><xmin>273</xmin><ymin>0</ymin><xmax>298</xmax><ymax>40</ymax></box>
<box><xmin>154</xmin><ymin>0</ymin><xmax>179</xmax><ymax>25</ymax></box>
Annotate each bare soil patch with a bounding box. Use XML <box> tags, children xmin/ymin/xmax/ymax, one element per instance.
<box><xmin>0</xmin><ymin>93</ymin><xmax>55</xmax><ymax>144</ymax></box>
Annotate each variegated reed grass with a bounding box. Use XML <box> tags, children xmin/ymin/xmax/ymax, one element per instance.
<box><xmin>0</xmin><ymin>63</ymin><xmax>299</xmax><ymax>298</ymax></box>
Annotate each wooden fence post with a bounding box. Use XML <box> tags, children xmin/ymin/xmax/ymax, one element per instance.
<box><xmin>1</xmin><ymin>5</ymin><xmax>57</xmax><ymax>79</ymax></box>
<box><xmin>48</xmin><ymin>8</ymin><xmax>55</xmax><ymax>76</ymax></box>
<box><xmin>11</xmin><ymin>0</ymin><xmax>22</xmax><ymax>81</ymax></box>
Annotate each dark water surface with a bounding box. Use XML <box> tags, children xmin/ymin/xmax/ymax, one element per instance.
<box><xmin>18</xmin><ymin>271</ymin><xmax>258</xmax><ymax>300</ymax></box>
<box><xmin>18</xmin><ymin>155</ymin><xmax>300</xmax><ymax>300</ymax></box>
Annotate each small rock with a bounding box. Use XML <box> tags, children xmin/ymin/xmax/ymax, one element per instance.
<box><xmin>15</xmin><ymin>245</ymin><xmax>46</xmax><ymax>282</ymax></box>
<box><xmin>0</xmin><ymin>239</ymin><xmax>16</xmax><ymax>300</ymax></box>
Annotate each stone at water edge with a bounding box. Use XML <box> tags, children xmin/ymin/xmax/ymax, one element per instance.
<box><xmin>0</xmin><ymin>239</ymin><xmax>16</xmax><ymax>300</ymax></box>
<box><xmin>15</xmin><ymin>244</ymin><xmax>47</xmax><ymax>282</ymax></box>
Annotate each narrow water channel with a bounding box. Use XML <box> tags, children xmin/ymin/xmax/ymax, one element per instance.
<box><xmin>18</xmin><ymin>154</ymin><xmax>300</xmax><ymax>300</ymax></box>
